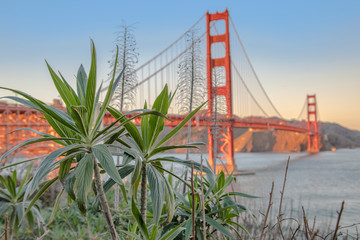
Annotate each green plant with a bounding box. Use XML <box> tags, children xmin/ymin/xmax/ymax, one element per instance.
<box><xmin>0</xmin><ymin>168</ymin><xmax>43</xmax><ymax>240</ymax></box>
<box><xmin>0</xmin><ymin>40</ymin><xmax>163</xmax><ymax>240</ymax></box>
<box><xmin>171</xmin><ymin>171</ymin><xmax>255</xmax><ymax>239</ymax></box>
<box><xmin>45</xmin><ymin>194</ymin><xmax>111</xmax><ymax>240</ymax></box>
<box><xmin>102</xmin><ymin>85</ymin><xmax>214</xmax><ymax>235</ymax></box>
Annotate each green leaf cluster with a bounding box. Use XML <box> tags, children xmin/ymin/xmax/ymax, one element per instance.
<box><xmin>103</xmin><ymin>85</ymin><xmax>210</xmax><ymax>229</ymax></box>
<box><xmin>171</xmin><ymin>171</ymin><xmax>257</xmax><ymax>239</ymax></box>
<box><xmin>0</xmin><ymin>40</ymin><xmax>130</xmax><ymax>216</ymax></box>
<box><xmin>0</xmin><ymin>167</ymin><xmax>43</xmax><ymax>236</ymax></box>
<box><xmin>0</xmin><ymin>39</ymin><xmax>250</xmax><ymax>239</ymax></box>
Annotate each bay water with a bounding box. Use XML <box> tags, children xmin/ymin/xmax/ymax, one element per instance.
<box><xmin>234</xmin><ymin>149</ymin><xmax>360</xmax><ymax>233</ymax></box>
<box><xmin>165</xmin><ymin>149</ymin><xmax>360</xmax><ymax>233</ymax></box>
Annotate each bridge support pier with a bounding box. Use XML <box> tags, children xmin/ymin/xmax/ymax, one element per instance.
<box><xmin>206</xmin><ymin>9</ymin><xmax>237</xmax><ymax>173</ymax></box>
<box><xmin>307</xmin><ymin>95</ymin><xmax>319</xmax><ymax>152</ymax></box>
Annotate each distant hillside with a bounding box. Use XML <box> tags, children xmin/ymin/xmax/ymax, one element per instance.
<box><xmin>165</xmin><ymin>121</ymin><xmax>360</xmax><ymax>152</ymax></box>
<box><xmin>320</xmin><ymin>122</ymin><xmax>360</xmax><ymax>149</ymax></box>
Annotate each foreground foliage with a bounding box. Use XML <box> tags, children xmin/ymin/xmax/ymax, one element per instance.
<box><xmin>0</xmin><ymin>168</ymin><xmax>43</xmax><ymax>239</ymax></box>
<box><xmin>0</xmin><ymin>40</ymin><xmax>224</xmax><ymax>239</ymax></box>
<box><xmin>102</xmin><ymin>85</ymin><xmax>214</xmax><ymax>238</ymax></box>
<box><xmin>169</xmin><ymin>171</ymin><xmax>255</xmax><ymax>239</ymax></box>
<box><xmin>0</xmin><ymin>40</ymin><xmax>159</xmax><ymax>239</ymax></box>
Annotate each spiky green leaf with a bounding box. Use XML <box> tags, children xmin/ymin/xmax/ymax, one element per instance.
<box><xmin>76</xmin><ymin>64</ymin><xmax>88</xmax><ymax>104</ymax></box>
<box><xmin>149</xmin><ymin>143</ymin><xmax>203</xmax><ymax>158</ymax></box>
<box><xmin>92</xmin><ymin>145</ymin><xmax>122</xmax><ymax>185</ymax></box>
<box><xmin>150</xmin><ymin>156</ymin><xmax>215</xmax><ymax>184</ymax></box>
<box><xmin>92</xmin><ymin>144</ymin><xmax>127</xmax><ymax>201</ymax></box>
<box><xmin>0</xmin><ymin>137</ymin><xmax>79</xmax><ymax>163</ymax></box>
<box><xmin>205</xmin><ymin>216</ymin><xmax>233</xmax><ymax>238</ymax></box>
<box><xmin>24</xmin><ymin>177</ymin><xmax>59</xmax><ymax>217</ymax></box>
<box><xmin>0</xmin><ymin>96</ymin><xmax>41</xmax><ymax>111</ymax></box>
<box><xmin>102</xmin><ymin>165</ymin><xmax>134</xmax><ymax>193</ymax></box>
<box><xmin>25</xmin><ymin>144</ymin><xmax>81</xmax><ymax>198</ymax></box>
<box><xmin>0</xmin><ymin>87</ymin><xmax>79</xmax><ymax>132</ymax></box>
<box><xmin>70</xmin><ymin>105</ymin><xmax>88</xmax><ymax>136</ymax></box>
<box><xmin>74</xmin><ymin>153</ymin><xmax>94</xmax><ymax>215</ymax></box>
<box><xmin>65</xmin><ymin>170</ymin><xmax>76</xmax><ymax>201</ymax></box>
<box><xmin>48</xmin><ymin>189</ymin><xmax>64</xmax><ymax>224</ymax></box>
<box><xmin>159</xmin><ymin>221</ymin><xmax>186</xmax><ymax>240</ymax></box>
<box><xmin>131</xmin><ymin>198</ymin><xmax>149</xmax><ymax>240</ymax></box>
<box><xmin>162</xmin><ymin>171</ymin><xmax>175</xmax><ymax>222</ymax></box>
<box><xmin>154</xmin><ymin>102</ymin><xmax>206</xmax><ymax>149</ymax></box>
<box><xmin>45</xmin><ymin>61</ymin><xmax>79</xmax><ymax>107</ymax></box>
<box><xmin>146</xmin><ymin>164</ymin><xmax>165</xmax><ymax>224</ymax></box>
<box><xmin>85</xmin><ymin>40</ymin><xmax>97</xmax><ymax>125</ymax></box>
<box><xmin>148</xmin><ymin>85</ymin><xmax>169</xmax><ymax>148</ymax></box>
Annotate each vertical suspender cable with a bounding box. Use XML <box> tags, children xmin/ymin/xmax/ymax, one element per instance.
<box><xmin>229</xmin><ymin>16</ymin><xmax>283</xmax><ymax>118</ymax></box>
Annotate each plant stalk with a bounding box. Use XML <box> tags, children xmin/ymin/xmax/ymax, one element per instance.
<box><xmin>5</xmin><ymin>212</ymin><xmax>8</xmax><ymax>240</ymax></box>
<box><xmin>140</xmin><ymin>162</ymin><xmax>147</xmax><ymax>222</ymax></box>
<box><xmin>274</xmin><ymin>157</ymin><xmax>290</xmax><ymax>240</ymax></box>
<box><xmin>191</xmin><ymin>161</ymin><xmax>196</xmax><ymax>239</ymax></box>
<box><xmin>200</xmin><ymin>155</ymin><xmax>206</xmax><ymax>240</ymax></box>
<box><xmin>115</xmin><ymin>26</ymin><xmax>128</xmax><ymax>211</ymax></box>
<box><xmin>260</xmin><ymin>181</ymin><xmax>274</xmax><ymax>240</ymax></box>
<box><xmin>332</xmin><ymin>201</ymin><xmax>345</xmax><ymax>240</ymax></box>
<box><xmin>114</xmin><ymin>156</ymin><xmax>120</xmax><ymax>210</ymax></box>
<box><xmin>182</xmin><ymin>31</ymin><xmax>195</xmax><ymax>194</ymax></box>
<box><xmin>93</xmin><ymin>159</ymin><xmax>119</xmax><ymax>240</ymax></box>
<box><xmin>9</xmin><ymin>211</ymin><xmax>15</xmax><ymax>240</ymax></box>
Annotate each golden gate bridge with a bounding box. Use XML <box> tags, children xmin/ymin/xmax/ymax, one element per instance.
<box><xmin>0</xmin><ymin>10</ymin><xmax>319</xmax><ymax>172</ymax></box>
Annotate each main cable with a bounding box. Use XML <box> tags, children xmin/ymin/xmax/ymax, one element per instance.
<box><xmin>229</xmin><ymin>16</ymin><xmax>283</xmax><ymax>118</ymax></box>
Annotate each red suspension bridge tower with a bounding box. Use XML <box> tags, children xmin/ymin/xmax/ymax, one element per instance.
<box><xmin>307</xmin><ymin>95</ymin><xmax>319</xmax><ymax>152</ymax></box>
<box><xmin>206</xmin><ymin>9</ymin><xmax>237</xmax><ymax>173</ymax></box>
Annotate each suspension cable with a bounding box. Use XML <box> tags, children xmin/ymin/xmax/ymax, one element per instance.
<box><xmin>101</xmin><ymin>14</ymin><xmax>206</xmax><ymax>93</ymax></box>
<box><xmin>316</xmin><ymin>101</ymin><xmax>321</xmax><ymax>123</ymax></box>
<box><xmin>229</xmin><ymin>16</ymin><xmax>283</xmax><ymax>118</ymax></box>
<box><xmin>136</xmin><ymin>14</ymin><xmax>205</xmax><ymax>71</ymax></box>
<box><xmin>211</xmin><ymin>23</ymin><xmax>268</xmax><ymax>117</ymax></box>
<box><xmin>124</xmin><ymin>32</ymin><xmax>207</xmax><ymax>94</ymax></box>
<box><xmin>296</xmin><ymin>98</ymin><xmax>307</xmax><ymax>120</ymax></box>
<box><xmin>231</xmin><ymin>62</ymin><xmax>269</xmax><ymax>117</ymax></box>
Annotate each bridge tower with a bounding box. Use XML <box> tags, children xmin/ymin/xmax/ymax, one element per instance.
<box><xmin>307</xmin><ymin>94</ymin><xmax>319</xmax><ymax>152</ymax></box>
<box><xmin>206</xmin><ymin>9</ymin><xmax>237</xmax><ymax>173</ymax></box>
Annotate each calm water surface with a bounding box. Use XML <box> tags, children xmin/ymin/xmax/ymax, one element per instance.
<box><xmin>234</xmin><ymin>149</ymin><xmax>360</xmax><ymax>230</ymax></box>
<box><xmin>163</xmin><ymin>149</ymin><xmax>359</xmax><ymax>229</ymax></box>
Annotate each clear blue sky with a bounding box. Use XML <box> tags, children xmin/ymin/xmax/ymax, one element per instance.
<box><xmin>1</xmin><ymin>0</ymin><xmax>359</xmax><ymax>130</ymax></box>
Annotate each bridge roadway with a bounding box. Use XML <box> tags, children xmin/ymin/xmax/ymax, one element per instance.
<box><xmin>102</xmin><ymin>112</ymin><xmax>312</xmax><ymax>135</ymax></box>
<box><xmin>0</xmin><ymin>102</ymin><xmax>312</xmax><ymax>138</ymax></box>
<box><xmin>0</xmin><ymin>102</ymin><xmax>313</xmax><ymax>159</ymax></box>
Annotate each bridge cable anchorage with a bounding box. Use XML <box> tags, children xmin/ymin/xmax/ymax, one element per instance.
<box><xmin>101</xmin><ymin>14</ymin><xmax>206</xmax><ymax>94</ymax></box>
<box><xmin>229</xmin><ymin>16</ymin><xmax>284</xmax><ymax>118</ymax></box>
